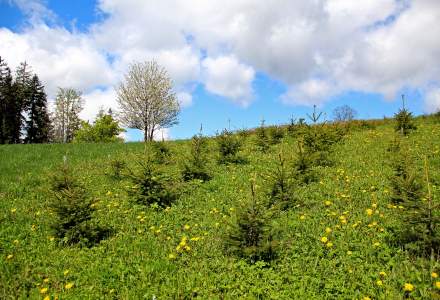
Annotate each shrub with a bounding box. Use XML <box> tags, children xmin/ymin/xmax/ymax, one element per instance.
<box><xmin>182</xmin><ymin>131</ymin><xmax>211</xmax><ymax>181</ymax></box>
<box><xmin>225</xmin><ymin>182</ymin><xmax>278</xmax><ymax>263</ymax></box>
<box><xmin>217</xmin><ymin>129</ymin><xmax>244</xmax><ymax>164</ymax></box>
<box><xmin>127</xmin><ymin>159</ymin><xmax>177</xmax><ymax>208</ymax></box>
<box><xmin>49</xmin><ymin>159</ymin><xmax>110</xmax><ymax>247</ymax></box>
<box><xmin>74</xmin><ymin>110</ymin><xmax>124</xmax><ymax>143</ymax></box>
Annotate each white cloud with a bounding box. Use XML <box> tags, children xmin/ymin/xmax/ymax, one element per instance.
<box><xmin>2</xmin><ymin>0</ymin><xmax>440</xmax><ymax>113</ymax></box>
<box><xmin>424</xmin><ymin>88</ymin><xmax>440</xmax><ymax>113</ymax></box>
<box><xmin>202</xmin><ymin>55</ymin><xmax>255</xmax><ymax>107</ymax></box>
<box><xmin>176</xmin><ymin>91</ymin><xmax>193</xmax><ymax>108</ymax></box>
<box><xmin>80</xmin><ymin>88</ymin><xmax>118</xmax><ymax>122</ymax></box>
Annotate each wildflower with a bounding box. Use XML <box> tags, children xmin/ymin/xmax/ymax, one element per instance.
<box><xmin>65</xmin><ymin>282</ymin><xmax>74</xmax><ymax>290</ymax></box>
<box><xmin>40</xmin><ymin>287</ymin><xmax>48</xmax><ymax>294</ymax></box>
<box><xmin>190</xmin><ymin>237</ymin><xmax>200</xmax><ymax>241</ymax></box>
<box><xmin>168</xmin><ymin>253</ymin><xmax>176</xmax><ymax>260</ymax></box>
<box><xmin>324</xmin><ymin>200</ymin><xmax>332</xmax><ymax>206</ymax></box>
<box><xmin>372</xmin><ymin>203</ymin><xmax>377</xmax><ymax>209</ymax></box>
<box><xmin>432</xmin><ymin>272</ymin><xmax>439</xmax><ymax>279</ymax></box>
<box><xmin>320</xmin><ymin>236</ymin><xmax>328</xmax><ymax>243</ymax></box>
<box><xmin>376</xmin><ymin>280</ymin><xmax>383</xmax><ymax>286</ymax></box>
<box><xmin>184</xmin><ymin>224</ymin><xmax>190</xmax><ymax>230</ymax></box>
<box><xmin>63</xmin><ymin>270</ymin><xmax>70</xmax><ymax>276</ymax></box>
<box><xmin>435</xmin><ymin>281</ymin><xmax>440</xmax><ymax>289</ymax></box>
<box><xmin>13</xmin><ymin>239</ymin><xmax>19</xmax><ymax>244</ymax></box>
<box><xmin>366</xmin><ymin>209</ymin><xmax>373</xmax><ymax>216</ymax></box>
<box><xmin>347</xmin><ymin>250</ymin><xmax>352</xmax><ymax>255</ymax></box>
<box><xmin>43</xmin><ymin>296</ymin><xmax>50</xmax><ymax>300</ymax></box>
<box><xmin>373</xmin><ymin>242</ymin><xmax>380</xmax><ymax>247</ymax></box>
<box><xmin>326</xmin><ymin>242</ymin><xmax>333</xmax><ymax>248</ymax></box>
<box><xmin>403</xmin><ymin>283</ymin><xmax>414</xmax><ymax>292</ymax></box>
<box><xmin>379</xmin><ymin>271</ymin><xmax>387</xmax><ymax>277</ymax></box>
<box><xmin>325</xmin><ymin>227</ymin><xmax>332</xmax><ymax>234</ymax></box>
<box><xmin>362</xmin><ymin>297</ymin><xmax>371</xmax><ymax>300</ymax></box>
<box><xmin>11</xmin><ymin>208</ymin><xmax>17</xmax><ymax>213</ymax></box>
<box><xmin>43</xmin><ymin>278</ymin><xmax>49</xmax><ymax>283</ymax></box>
<box><xmin>299</xmin><ymin>215</ymin><xmax>306</xmax><ymax>220</ymax></box>
<box><xmin>6</xmin><ymin>254</ymin><xmax>13</xmax><ymax>260</ymax></box>
<box><xmin>49</xmin><ymin>236</ymin><xmax>55</xmax><ymax>242</ymax></box>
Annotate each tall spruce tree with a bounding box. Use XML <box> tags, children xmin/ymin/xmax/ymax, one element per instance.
<box><xmin>0</xmin><ymin>63</ymin><xmax>20</xmax><ymax>144</ymax></box>
<box><xmin>25</xmin><ymin>74</ymin><xmax>50</xmax><ymax>143</ymax></box>
<box><xmin>13</xmin><ymin>61</ymin><xmax>33</xmax><ymax>142</ymax></box>
<box><xmin>0</xmin><ymin>56</ymin><xmax>8</xmax><ymax>143</ymax></box>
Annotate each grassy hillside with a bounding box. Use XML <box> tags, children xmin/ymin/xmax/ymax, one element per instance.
<box><xmin>1</xmin><ymin>118</ymin><xmax>439</xmax><ymax>299</ymax></box>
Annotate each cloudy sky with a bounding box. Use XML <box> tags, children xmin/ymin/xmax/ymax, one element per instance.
<box><xmin>1</xmin><ymin>0</ymin><xmax>439</xmax><ymax>140</ymax></box>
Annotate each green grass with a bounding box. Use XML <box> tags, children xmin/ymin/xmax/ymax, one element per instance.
<box><xmin>1</xmin><ymin>118</ymin><xmax>440</xmax><ymax>299</ymax></box>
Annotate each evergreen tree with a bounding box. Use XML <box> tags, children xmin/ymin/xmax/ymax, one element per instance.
<box><xmin>25</xmin><ymin>74</ymin><xmax>50</xmax><ymax>143</ymax></box>
<box><xmin>0</xmin><ymin>56</ymin><xmax>8</xmax><ymax>143</ymax></box>
<box><xmin>1</xmin><ymin>65</ymin><xmax>20</xmax><ymax>143</ymax></box>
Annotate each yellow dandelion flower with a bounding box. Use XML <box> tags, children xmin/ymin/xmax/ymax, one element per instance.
<box><xmin>379</xmin><ymin>271</ymin><xmax>387</xmax><ymax>277</ymax></box>
<box><xmin>366</xmin><ymin>209</ymin><xmax>373</xmax><ymax>216</ymax></box>
<box><xmin>435</xmin><ymin>281</ymin><xmax>440</xmax><ymax>289</ymax></box>
<box><xmin>432</xmin><ymin>272</ymin><xmax>439</xmax><ymax>279</ymax></box>
<box><xmin>373</xmin><ymin>242</ymin><xmax>380</xmax><ymax>247</ymax></box>
<box><xmin>184</xmin><ymin>245</ymin><xmax>191</xmax><ymax>251</ymax></box>
<box><xmin>320</xmin><ymin>236</ymin><xmax>328</xmax><ymax>243</ymax></box>
<box><xmin>11</xmin><ymin>208</ymin><xmax>17</xmax><ymax>213</ymax></box>
<box><xmin>65</xmin><ymin>282</ymin><xmax>74</xmax><ymax>290</ymax></box>
<box><xmin>168</xmin><ymin>253</ymin><xmax>176</xmax><ymax>260</ymax></box>
<box><xmin>63</xmin><ymin>270</ymin><xmax>70</xmax><ymax>276</ymax></box>
<box><xmin>190</xmin><ymin>237</ymin><xmax>200</xmax><ymax>241</ymax></box>
<box><xmin>372</xmin><ymin>203</ymin><xmax>377</xmax><ymax>209</ymax></box>
<box><xmin>325</xmin><ymin>227</ymin><xmax>332</xmax><ymax>234</ymax></box>
<box><xmin>376</xmin><ymin>280</ymin><xmax>383</xmax><ymax>286</ymax></box>
<box><xmin>403</xmin><ymin>283</ymin><xmax>414</xmax><ymax>292</ymax></box>
<box><xmin>299</xmin><ymin>215</ymin><xmax>306</xmax><ymax>220</ymax></box>
<box><xmin>13</xmin><ymin>239</ymin><xmax>19</xmax><ymax>244</ymax></box>
<box><xmin>40</xmin><ymin>287</ymin><xmax>48</xmax><ymax>294</ymax></box>
<box><xmin>326</xmin><ymin>242</ymin><xmax>333</xmax><ymax>248</ymax></box>
<box><xmin>6</xmin><ymin>254</ymin><xmax>13</xmax><ymax>260</ymax></box>
<box><xmin>347</xmin><ymin>250</ymin><xmax>352</xmax><ymax>255</ymax></box>
<box><xmin>362</xmin><ymin>297</ymin><xmax>371</xmax><ymax>300</ymax></box>
<box><xmin>49</xmin><ymin>236</ymin><xmax>55</xmax><ymax>242</ymax></box>
<box><xmin>43</xmin><ymin>278</ymin><xmax>49</xmax><ymax>283</ymax></box>
<box><xmin>183</xmin><ymin>224</ymin><xmax>190</xmax><ymax>230</ymax></box>
<box><xmin>324</xmin><ymin>200</ymin><xmax>332</xmax><ymax>206</ymax></box>
<box><xmin>43</xmin><ymin>296</ymin><xmax>50</xmax><ymax>300</ymax></box>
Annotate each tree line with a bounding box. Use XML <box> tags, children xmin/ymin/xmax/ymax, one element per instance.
<box><xmin>0</xmin><ymin>56</ymin><xmax>124</xmax><ymax>144</ymax></box>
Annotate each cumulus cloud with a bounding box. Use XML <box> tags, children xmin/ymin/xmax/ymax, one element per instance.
<box><xmin>80</xmin><ymin>88</ymin><xmax>118</xmax><ymax>122</ymax></box>
<box><xmin>2</xmin><ymin>0</ymin><xmax>440</xmax><ymax>115</ymax></box>
<box><xmin>424</xmin><ymin>88</ymin><xmax>440</xmax><ymax>113</ymax></box>
<box><xmin>202</xmin><ymin>55</ymin><xmax>255</xmax><ymax>107</ymax></box>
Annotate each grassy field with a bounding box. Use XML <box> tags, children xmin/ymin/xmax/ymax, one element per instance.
<box><xmin>1</xmin><ymin>118</ymin><xmax>439</xmax><ymax>299</ymax></box>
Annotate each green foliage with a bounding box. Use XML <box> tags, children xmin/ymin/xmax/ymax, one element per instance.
<box><xmin>127</xmin><ymin>159</ymin><xmax>177</xmax><ymax>208</ymax></box>
<box><xmin>74</xmin><ymin>110</ymin><xmax>124</xmax><ymax>143</ymax></box>
<box><xmin>268</xmin><ymin>153</ymin><xmax>297</xmax><ymax>210</ymax></box>
<box><xmin>292</xmin><ymin>141</ymin><xmax>317</xmax><ymax>185</ymax></box>
<box><xmin>107</xmin><ymin>157</ymin><xmax>126</xmax><ymax>180</ymax></box>
<box><xmin>152</xmin><ymin>140</ymin><xmax>172</xmax><ymax>164</ymax></box>
<box><xmin>268</xmin><ymin>125</ymin><xmax>284</xmax><ymax>145</ymax></box>
<box><xmin>216</xmin><ymin>129</ymin><xmax>244</xmax><ymax>164</ymax></box>
<box><xmin>182</xmin><ymin>131</ymin><xmax>211</xmax><ymax>181</ymax></box>
<box><xmin>255</xmin><ymin>120</ymin><xmax>270</xmax><ymax>153</ymax></box>
<box><xmin>388</xmin><ymin>139</ymin><xmax>423</xmax><ymax>204</ymax></box>
<box><xmin>225</xmin><ymin>183</ymin><xmax>278</xmax><ymax>263</ymax></box>
<box><xmin>395</xmin><ymin>108</ymin><xmax>417</xmax><ymax>135</ymax></box>
<box><xmin>49</xmin><ymin>160</ymin><xmax>110</xmax><ymax>247</ymax></box>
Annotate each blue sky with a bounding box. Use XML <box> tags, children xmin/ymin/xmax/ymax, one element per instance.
<box><xmin>1</xmin><ymin>0</ymin><xmax>438</xmax><ymax>140</ymax></box>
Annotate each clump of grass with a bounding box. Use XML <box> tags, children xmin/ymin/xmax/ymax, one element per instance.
<box><xmin>225</xmin><ymin>182</ymin><xmax>278</xmax><ymax>263</ymax></box>
<box><xmin>49</xmin><ymin>157</ymin><xmax>111</xmax><ymax>247</ymax></box>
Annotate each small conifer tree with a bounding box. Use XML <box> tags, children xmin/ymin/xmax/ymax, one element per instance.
<box><xmin>268</xmin><ymin>153</ymin><xmax>296</xmax><ymax>210</ymax></box>
<box><xmin>216</xmin><ymin>129</ymin><xmax>243</xmax><ymax>164</ymax></box>
<box><xmin>255</xmin><ymin>119</ymin><xmax>270</xmax><ymax>153</ymax></box>
<box><xmin>269</xmin><ymin>125</ymin><xmax>284</xmax><ymax>145</ymax></box>
<box><xmin>225</xmin><ymin>182</ymin><xmax>278</xmax><ymax>263</ymax></box>
<box><xmin>152</xmin><ymin>140</ymin><xmax>172</xmax><ymax>164</ymax></box>
<box><xmin>395</xmin><ymin>95</ymin><xmax>416</xmax><ymax>135</ymax></box>
<box><xmin>182</xmin><ymin>127</ymin><xmax>211</xmax><ymax>181</ymax></box>
<box><xmin>127</xmin><ymin>159</ymin><xmax>176</xmax><ymax>208</ymax></box>
<box><xmin>49</xmin><ymin>158</ymin><xmax>109</xmax><ymax>246</ymax></box>
<box><xmin>292</xmin><ymin>140</ymin><xmax>316</xmax><ymax>184</ymax></box>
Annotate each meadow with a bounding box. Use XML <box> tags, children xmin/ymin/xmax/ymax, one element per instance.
<box><xmin>1</xmin><ymin>117</ymin><xmax>439</xmax><ymax>299</ymax></box>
